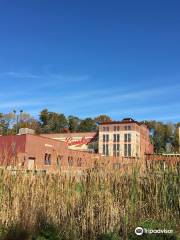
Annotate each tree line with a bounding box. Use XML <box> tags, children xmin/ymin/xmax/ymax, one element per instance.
<box><xmin>0</xmin><ymin>109</ymin><xmax>179</xmax><ymax>153</ymax></box>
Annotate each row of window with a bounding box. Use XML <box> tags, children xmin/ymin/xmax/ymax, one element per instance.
<box><xmin>102</xmin><ymin>125</ymin><xmax>131</xmax><ymax>131</ymax></box>
<box><xmin>103</xmin><ymin>133</ymin><xmax>131</xmax><ymax>142</ymax></box>
<box><xmin>103</xmin><ymin>143</ymin><xmax>131</xmax><ymax>157</ymax></box>
<box><xmin>44</xmin><ymin>154</ymin><xmax>83</xmax><ymax>167</ymax></box>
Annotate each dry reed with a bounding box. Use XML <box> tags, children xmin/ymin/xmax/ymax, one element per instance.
<box><xmin>0</xmin><ymin>160</ymin><xmax>179</xmax><ymax>239</ymax></box>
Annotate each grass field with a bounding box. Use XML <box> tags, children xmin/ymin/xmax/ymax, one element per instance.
<box><xmin>0</xmin><ymin>160</ymin><xmax>179</xmax><ymax>240</ymax></box>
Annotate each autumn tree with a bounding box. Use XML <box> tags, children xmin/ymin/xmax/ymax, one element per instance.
<box><xmin>0</xmin><ymin>112</ymin><xmax>15</xmax><ymax>135</ymax></box>
<box><xmin>68</xmin><ymin>115</ymin><xmax>81</xmax><ymax>132</ymax></box>
<box><xmin>77</xmin><ymin>118</ymin><xmax>97</xmax><ymax>132</ymax></box>
<box><xmin>13</xmin><ymin>112</ymin><xmax>41</xmax><ymax>133</ymax></box>
<box><xmin>94</xmin><ymin>114</ymin><xmax>112</xmax><ymax>123</ymax></box>
<box><xmin>39</xmin><ymin>109</ymin><xmax>68</xmax><ymax>133</ymax></box>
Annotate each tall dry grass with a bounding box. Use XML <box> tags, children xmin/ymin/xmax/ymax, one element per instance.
<box><xmin>0</xmin><ymin>160</ymin><xmax>179</xmax><ymax>239</ymax></box>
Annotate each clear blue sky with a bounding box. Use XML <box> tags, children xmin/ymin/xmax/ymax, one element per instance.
<box><xmin>0</xmin><ymin>0</ymin><xmax>180</xmax><ymax>122</ymax></box>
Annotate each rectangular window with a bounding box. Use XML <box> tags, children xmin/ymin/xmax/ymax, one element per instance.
<box><xmin>125</xmin><ymin>125</ymin><xmax>131</xmax><ymax>130</ymax></box>
<box><xmin>103</xmin><ymin>144</ymin><xmax>106</xmax><ymax>155</ymax></box>
<box><xmin>117</xmin><ymin>126</ymin><xmax>120</xmax><ymax>131</ymax></box>
<box><xmin>116</xmin><ymin>144</ymin><xmax>120</xmax><ymax>156</ymax></box>
<box><xmin>44</xmin><ymin>153</ymin><xmax>48</xmax><ymax>165</ymax></box>
<box><xmin>114</xmin><ymin>126</ymin><xmax>116</xmax><ymax>131</ymax></box>
<box><xmin>128</xmin><ymin>144</ymin><xmax>131</xmax><ymax>157</ymax></box>
<box><xmin>113</xmin><ymin>144</ymin><xmax>116</xmax><ymax>156</ymax></box>
<box><xmin>113</xmin><ymin>144</ymin><xmax>120</xmax><ymax>157</ymax></box>
<box><xmin>124</xmin><ymin>144</ymin><xmax>128</xmax><ymax>157</ymax></box>
<box><xmin>103</xmin><ymin>134</ymin><xmax>106</xmax><ymax>142</ymax></box>
<box><xmin>124</xmin><ymin>134</ymin><xmax>131</xmax><ymax>142</ymax></box>
<box><xmin>117</xmin><ymin>134</ymin><xmax>120</xmax><ymax>142</ymax></box>
<box><xmin>68</xmin><ymin>156</ymin><xmax>73</xmax><ymax>166</ymax></box>
<box><xmin>117</xmin><ymin>144</ymin><xmax>120</xmax><ymax>151</ymax></box>
<box><xmin>113</xmin><ymin>134</ymin><xmax>116</xmax><ymax>142</ymax></box>
<box><xmin>106</xmin><ymin>144</ymin><xmax>109</xmax><ymax>156</ymax></box>
<box><xmin>44</xmin><ymin>153</ymin><xmax>51</xmax><ymax>165</ymax></box>
<box><xmin>106</xmin><ymin>134</ymin><xmax>109</xmax><ymax>142</ymax></box>
<box><xmin>48</xmin><ymin>154</ymin><xmax>51</xmax><ymax>165</ymax></box>
<box><xmin>77</xmin><ymin>158</ymin><xmax>82</xmax><ymax>167</ymax></box>
<box><xmin>128</xmin><ymin>133</ymin><xmax>131</xmax><ymax>142</ymax></box>
<box><xmin>124</xmin><ymin>144</ymin><xmax>131</xmax><ymax>157</ymax></box>
<box><xmin>124</xmin><ymin>134</ymin><xmax>128</xmax><ymax>142</ymax></box>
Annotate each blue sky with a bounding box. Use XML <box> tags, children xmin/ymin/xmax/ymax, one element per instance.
<box><xmin>0</xmin><ymin>0</ymin><xmax>180</xmax><ymax>122</ymax></box>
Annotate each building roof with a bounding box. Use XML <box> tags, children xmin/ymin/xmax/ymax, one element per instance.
<box><xmin>99</xmin><ymin>118</ymin><xmax>142</xmax><ymax>126</ymax></box>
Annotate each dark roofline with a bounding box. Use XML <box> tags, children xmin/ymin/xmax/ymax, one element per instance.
<box><xmin>99</xmin><ymin>117</ymin><xmax>142</xmax><ymax>126</ymax></box>
<box><xmin>99</xmin><ymin>121</ymin><xmax>141</xmax><ymax>126</ymax></box>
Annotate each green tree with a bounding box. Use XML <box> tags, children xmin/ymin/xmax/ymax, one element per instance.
<box><xmin>94</xmin><ymin>114</ymin><xmax>112</xmax><ymax>123</ymax></box>
<box><xmin>13</xmin><ymin>112</ymin><xmax>41</xmax><ymax>134</ymax></box>
<box><xmin>68</xmin><ymin>115</ymin><xmax>81</xmax><ymax>132</ymax></box>
<box><xmin>172</xmin><ymin>122</ymin><xmax>180</xmax><ymax>152</ymax></box>
<box><xmin>39</xmin><ymin>109</ymin><xmax>49</xmax><ymax>127</ymax></box>
<box><xmin>39</xmin><ymin>109</ymin><xmax>68</xmax><ymax>133</ymax></box>
<box><xmin>143</xmin><ymin>121</ymin><xmax>177</xmax><ymax>153</ymax></box>
<box><xmin>0</xmin><ymin>112</ymin><xmax>15</xmax><ymax>135</ymax></box>
<box><xmin>77</xmin><ymin>118</ymin><xmax>97</xmax><ymax>132</ymax></box>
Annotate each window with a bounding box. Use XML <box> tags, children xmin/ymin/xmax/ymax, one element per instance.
<box><xmin>114</xmin><ymin>126</ymin><xmax>116</xmax><ymax>131</ymax></box>
<box><xmin>106</xmin><ymin>144</ymin><xmax>109</xmax><ymax>156</ymax></box>
<box><xmin>103</xmin><ymin>144</ymin><xmax>106</xmax><ymax>155</ymax></box>
<box><xmin>57</xmin><ymin>155</ymin><xmax>63</xmax><ymax>166</ymax></box>
<box><xmin>117</xmin><ymin>144</ymin><xmax>120</xmax><ymax>156</ymax></box>
<box><xmin>106</xmin><ymin>134</ymin><xmax>109</xmax><ymax>142</ymax></box>
<box><xmin>113</xmin><ymin>134</ymin><xmax>116</xmax><ymax>142</ymax></box>
<box><xmin>117</xmin><ymin>134</ymin><xmax>120</xmax><ymax>142</ymax></box>
<box><xmin>103</xmin><ymin>126</ymin><xmax>109</xmax><ymax>131</ymax></box>
<box><xmin>125</xmin><ymin>125</ymin><xmax>131</xmax><ymax>130</ymax></box>
<box><xmin>103</xmin><ymin>144</ymin><xmax>109</xmax><ymax>155</ymax></box>
<box><xmin>128</xmin><ymin>144</ymin><xmax>131</xmax><ymax>157</ymax></box>
<box><xmin>103</xmin><ymin>134</ymin><xmax>106</xmax><ymax>142</ymax></box>
<box><xmin>48</xmin><ymin>154</ymin><xmax>51</xmax><ymax>165</ymax></box>
<box><xmin>128</xmin><ymin>133</ymin><xmax>131</xmax><ymax>142</ymax></box>
<box><xmin>124</xmin><ymin>134</ymin><xmax>131</xmax><ymax>142</ymax></box>
<box><xmin>114</xmin><ymin>134</ymin><xmax>120</xmax><ymax>142</ymax></box>
<box><xmin>124</xmin><ymin>134</ymin><xmax>127</xmax><ymax>142</ymax></box>
<box><xmin>124</xmin><ymin>144</ymin><xmax>127</xmax><ymax>157</ymax></box>
<box><xmin>113</xmin><ymin>144</ymin><xmax>120</xmax><ymax>157</ymax></box>
<box><xmin>103</xmin><ymin>134</ymin><xmax>109</xmax><ymax>142</ymax></box>
<box><xmin>44</xmin><ymin>153</ymin><xmax>48</xmax><ymax>165</ymax></box>
<box><xmin>113</xmin><ymin>144</ymin><xmax>116</xmax><ymax>156</ymax></box>
<box><xmin>68</xmin><ymin>156</ymin><xmax>73</xmax><ymax>166</ymax></box>
<box><xmin>117</xmin><ymin>126</ymin><xmax>120</xmax><ymax>131</ymax></box>
<box><xmin>124</xmin><ymin>144</ymin><xmax>131</xmax><ymax>157</ymax></box>
<box><xmin>44</xmin><ymin>153</ymin><xmax>51</xmax><ymax>165</ymax></box>
<box><xmin>77</xmin><ymin>158</ymin><xmax>82</xmax><ymax>167</ymax></box>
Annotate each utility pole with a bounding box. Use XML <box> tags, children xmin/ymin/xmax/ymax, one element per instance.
<box><xmin>13</xmin><ymin>110</ymin><xmax>23</xmax><ymax>134</ymax></box>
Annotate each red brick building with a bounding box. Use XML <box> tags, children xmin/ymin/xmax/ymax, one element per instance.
<box><xmin>0</xmin><ymin>134</ymin><xmax>98</xmax><ymax>172</ymax></box>
<box><xmin>0</xmin><ymin>118</ymin><xmax>153</xmax><ymax>172</ymax></box>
